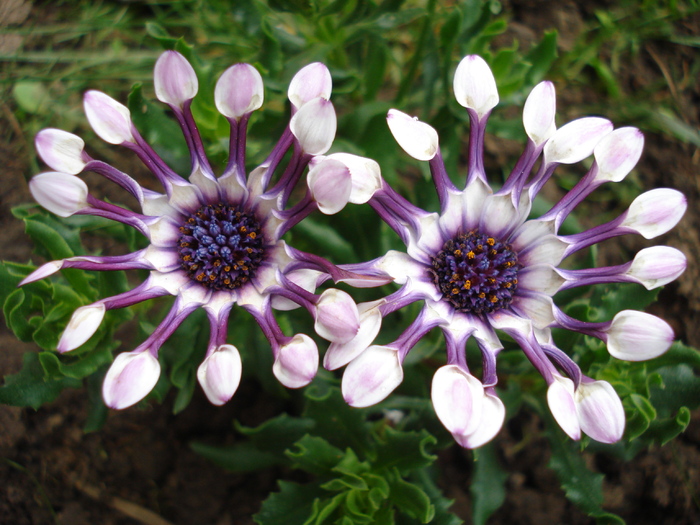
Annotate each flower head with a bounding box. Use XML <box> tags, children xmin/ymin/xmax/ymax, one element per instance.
<box><xmin>331</xmin><ymin>55</ymin><xmax>686</xmax><ymax>447</ymax></box>
<box><xmin>23</xmin><ymin>51</ymin><xmax>387</xmax><ymax>409</ymax></box>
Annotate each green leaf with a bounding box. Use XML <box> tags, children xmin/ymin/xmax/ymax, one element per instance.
<box><xmin>470</xmin><ymin>442</ymin><xmax>508</xmax><ymax>525</ymax></box>
<box><xmin>387</xmin><ymin>469</ymin><xmax>435</xmax><ymax>523</ymax></box>
<box><xmin>0</xmin><ymin>353</ymin><xmax>81</xmax><ymax>409</ymax></box>
<box><xmin>254</xmin><ymin>480</ymin><xmax>321</xmax><ymax>525</ymax></box>
<box><xmin>190</xmin><ymin>441</ymin><xmax>282</xmax><ymax>473</ymax></box>
<box><xmin>373</xmin><ymin>427</ymin><xmax>437</xmax><ymax>473</ymax></box>
<box><xmin>293</xmin><ymin>218</ymin><xmax>356</xmax><ymax>263</ymax></box>
<box><xmin>286</xmin><ymin>434</ymin><xmax>345</xmax><ymax>476</ymax></box>
<box><xmin>236</xmin><ymin>413</ymin><xmax>316</xmax><ymax>456</ymax></box>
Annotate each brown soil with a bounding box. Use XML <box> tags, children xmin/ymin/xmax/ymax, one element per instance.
<box><xmin>1</xmin><ymin>1</ymin><xmax>699</xmax><ymax>524</ymax></box>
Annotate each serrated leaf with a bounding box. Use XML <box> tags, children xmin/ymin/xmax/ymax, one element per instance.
<box><xmin>388</xmin><ymin>469</ymin><xmax>434</xmax><ymax>523</ymax></box>
<box><xmin>286</xmin><ymin>434</ymin><xmax>345</xmax><ymax>476</ymax></box>
<box><xmin>471</xmin><ymin>442</ymin><xmax>508</xmax><ymax>525</ymax></box>
<box><xmin>254</xmin><ymin>480</ymin><xmax>321</xmax><ymax>525</ymax></box>
<box><xmin>236</xmin><ymin>413</ymin><xmax>316</xmax><ymax>456</ymax></box>
<box><xmin>373</xmin><ymin>427</ymin><xmax>437</xmax><ymax>473</ymax></box>
<box><xmin>0</xmin><ymin>353</ymin><xmax>81</xmax><ymax>409</ymax></box>
<box><xmin>190</xmin><ymin>441</ymin><xmax>282</xmax><ymax>472</ymax></box>
<box><xmin>643</xmin><ymin>407</ymin><xmax>691</xmax><ymax>446</ymax></box>
<box><xmin>322</xmin><ymin>473</ymin><xmax>369</xmax><ymax>492</ymax></box>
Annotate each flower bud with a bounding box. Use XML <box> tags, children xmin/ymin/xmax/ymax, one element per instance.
<box><xmin>386</xmin><ymin>109</ymin><xmax>438</xmax><ymax>161</ymax></box>
<box><xmin>273</xmin><ymin>334</ymin><xmax>318</xmax><ymax>388</ymax></box>
<box><xmin>35</xmin><ymin>129</ymin><xmax>86</xmax><ymax>174</ymax></box>
<box><xmin>523</xmin><ymin>81</ymin><xmax>556</xmax><ymax>146</ymax></box>
<box><xmin>290</xmin><ymin>97</ymin><xmax>336</xmax><ymax>155</ymax></box>
<box><xmin>83</xmin><ymin>90</ymin><xmax>135</xmax><ymax>144</ymax></box>
<box><xmin>342</xmin><ymin>345</ymin><xmax>403</xmax><ymax>407</ymax></box>
<box><xmin>197</xmin><ymin>344</ymin><xmax>242</xmax><ymax>405</ymax></box>
<box><xmin>626</xmin><ymin>246</ymin><xmax>686</xmax><ymax>290</ymax></box>
<box><xmin>307</xmin><ymin>158</ymin><xmax>352</xmax><ymax>214</ymax></box>
<box><xmin>215</xmin><ymin>63</ymin><xmax>264</xmax><ymax>119</ymax></box>
<box><xmin>154</xmin><ymin>50</ymin><xmax>198</xmax><ymax>107</ymax></box>
<box><xmin>594</xmin><ymin>127</ymin><xmax>644</xmax><ymax>183</ymax></box>
<box><xmin>29</xmin><ymin>172</ymin><xmax>88</xmax><ymax>217</ymax></box>
<box><xmin>543</xmin><ymin>117</ymin><xmax>613</xmax><ymax>165</ymax></box>
<box><xmin>102</xmin><ymin>351</ymin><xmax>161</xmax><ymax>410</ymax></box>
<box><xmin>57</xmin><ymin>303</ymin><xmax>106</xmax><ymax>352</ymax></box>
<box><xmin>605</xmin><ymin>310</ymin><xmax>674</xmax><ymax>361</ymax></box>
<box><xmin>314</xmin><ymin>289</ymin><xmax>360</xmax><ymax>344</ymax></box>
<box><xmin>547</xmin><ymin>375</ymin><xmax>581</xmax><ymax>440</ymax></box>
<box><xmin>453</xmin><ymin>55</ymin><xmax>499</xmax><ymax>118</ymax></box>
<box><xmin>620</xmin><ymin>188</ymin><xmax>686</xmax><ymax>239</ymax></box>
<box><xmin>575</xmin><ymin>380</ymin><xmax>625</xmax><ymax>443</ymax></box>
<box><xmin>288</xmin><ymin>62</ymin><xmax>332</xmax><ymax>109</ymax></box>
<box><xmin>324</xmin><ymin>301</ymin><xmax>383</xmax><ymax>370</ymax></box>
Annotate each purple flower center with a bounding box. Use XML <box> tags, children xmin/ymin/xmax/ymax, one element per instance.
<box><xmin>429</xmin><ymin>230</ymin><xmax>519</xmax><ymax>314</ymax></box>
<box><xmin>178</xmin><ymin>203</ymin><xmax>265</xmax><ymax>290</ymax></box>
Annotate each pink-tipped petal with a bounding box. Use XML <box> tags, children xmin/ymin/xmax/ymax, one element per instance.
<box><xmin>29</xmin><ymin>172</ymin><xmax>88</xmax><ymax>217</ymax></box>
<box><xmin>621</xmin><ymin>188</ymin><xmax>686</xmax><ymax>239</ymax></box>
<box><xmin>288</xmin><ymin>62</ymin><xmax>332</xmax><ymax>109</ymax></box>
<box><xmin>35</xmin><ymin>129</ymin><xmax>86</xmax><ymax>174</ymax></box>
<box><xmin>19</xmin><ymin>261</ymin><xmax>63</xmax><ymax>286</ymax></box>
<box><xmin>57</xmin><ymin>304</ymin><xmax>106</xmax><ymax>352</ymax></box>
<box><xmin>154</xmin><ymin>50</ymin><xmax>198</xmax><ymax>107</ymax></box>
<box><xmin>626</xmin><ymin>246</ymin><xmax>686</xmax><ymax>290</ymax></box>
<box><xmin>324</xmin><ymin>301</ymin><xmax>383</xmax><ymax>370</ymax></box>
<box><xmin>386</xmin><ymin>109</ymin><xmax>438</xmax><ymax>161</ymax></box>
<box><xmin>431</xmin><ymin>365</ymin><xmax>484</xmax><ymax>437</ymax></box>
<box><xmin>543</xmin><ymin>117</ymin><xmax>613</xmax><ymax>165</ymax></box>
<box><xmin>453</xmin><ymin>55</ymin><xmax>499</xmax><ymax>118</ymax></box>
<box><xmin>547</xmin><ymin>375</ymin><xmax>581</xmax><ymax>440</ymax></box>
<box><xmin>454</xmin><ymin>392</ymin><xmax>505</xmax><ymax>448</ymax></box>
<box><xmin>215</xmin><ymin>63</ymin><xmax>264</xmax><ymax>119</ymax></box>
<box><xmin>321</xmin><ymin>153</ymin><xmax>383</xmax><ymax>204</ymax></box>
<box><xmin>575</xmin><ymin>380</ymin><xmax>625</xmax><ymax>443</ymax></box>
<box><xmin>290</xmin><ymin>97</ymin><xmax>336</xmax><ymax>155</ymax></box>
<box><xmin>314</xmin><ymin>289</ymin><xmax>360</xmax><ymax>344</ymax></box>
<box><xmin>342</xmin><ymin>345</ymin><xmax>403</xmax><ymax>407</ymax></box>
<box><xmin>273</xmin><ymin>334</ymin><xmax>318</xmax><ymax>388</ymax></box>
<box><xmin>83</xmin><ymin>90</ymin><xmax>134</xmax><ymax>145</ymax></box>
<box><xmin>593</xmin><ymin>127</ymin><xmax>644</xmax><ymax>183</ymax></box>
<box><xmin>307</xmin><ymin>158</ymin><xmax>352</xmax><ymax>214</ymax></box>
<box><xmin>523</xmin><ymin>81</ymin><xmax>556</xmax><ymax>146</ymax></box>
<box><xmin>102</xmin><ymin>351</ymin><xmax>161</xmax><ymax>410</ymax></box>
<box><xmin>197</xmin><ymin>344</ymin><xmax>242</xmax><ymax>405</ymax></box>
<box><xmin>605</xmin><ymin>310</ymin><xmax>674</xmax><ymax>361</ymax></box>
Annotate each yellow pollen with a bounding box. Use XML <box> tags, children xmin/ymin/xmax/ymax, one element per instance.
<box><xmin>504</xmin><ymin>282</ymin><xmax>512</xmax><ymax>288</ymax></box>
<box><xmin>451</xmin><ymin>288</ymin><xmax>460</xmax><ymax>295</ymax></box>
<box><xmin>183</xmin><ymin>255</ymin><xmax>192</xmax><ymax>262</ymax></box>
<box><xmin>454</xmin><ymin>249</ymin><xmax>462</xmax><ymax>256</ymax></box>
<box><xmin>490</xmin><ymin>295</ymin><xmax>498</xmax><ymax>303</ymax></box>
<box><xmin>487</xmin><ymin>238</ymin><xmax>495</xmax><ymax>246</ymax></box>
<box><xmin>209</xmin><ymin>274</ymin><xmax>216</xmax><ymax>281</ymax></box>
<box><xmin>490</xmin><ymin>249</ymin><xmax>497</xmax><ymax>256</ymax></box>
<box><xmin>246</xmin><ymin>248</ymin><xmax>253</xmax><ymax>253</ymax></box>
<box><xmin>463</xmin><ymin>280</ymin><xmax>471</xmax><ymax>290</ymax></box>
<box><xmin>479</xmin><ymin>292</ymin><xmax>486</xmax><ymax>298</ymax></box>
<box><xmin>224</xmin><ymin>266</ymin><xmax>231</xmax><ymax>272</ymax></box>
<box><xmin>213</xmin><ymin>260</ymin><xmax>221</xmax><ymax>267</ymax></box>
<box><xmin>248</xmin><ymin>232</ymin><xmax>257</xmax><ymax>239</ymax></box>
<box><xmin>240</xmin><ymin>226</ymin><xmax>247</xmax><ymax>233</ymax></box>
<box><xmin>467</xmin><ymin>251</ymin><xmax>475</xmax><ymax>259</ymax></box>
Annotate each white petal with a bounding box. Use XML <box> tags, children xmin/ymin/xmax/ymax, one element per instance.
<box><xmin>462</xmin><ymin>178</ymin><xmax>492</xmax><ymax>230</ymax></box>
<box><xmin>215</xmin><ymin>63</ymin><xmax>264</xmax><ymax>119</ymax></box>
<box><xmin>605</xmin><ymin>310</ymin><xmax>674</xmax><ymax>361</ymax></box>
<box><xmin>375</xmin><ymin>250</ymin><xmax>426</xmax><ymax>285</ymax></box>
<box><xmin>83</xmin><ymin>90</ymin><xmax>134</xmax><ymax>144</ymax></box>
<box><xmin>290</xmin><ymin>97</ymin><xmax>336</xmax><ymax>155</ymax></box>
<box><xmin>386</xmin><ymin>109</ymin><xmax>438</xmax><ymax>161</ymax></box>
<box><xmin>314</xmin><ymin>289</ymin><xmax>360</xmax><ymax>344</ymax></box>
<box><xmin>342</xmin><ymin>345</ymin><xmax>403</xmax><ymax>407</ymax></box>
<box><xmin>197</xmin><ymin>344</ymin><xmax>242</xmax><ymax>406</ymax></box>
<box><xmin>543</xmin><ymin>117</ymin><xmax>613</xmax><ymax>165</ymax></box>
<box><xmin>523</xmin><ymin>81</ymin><xmax>556</xmax><ymax>146</ymax></box>
<box><xmin>35</xmin><ymin>129</ymin><xmax>86</xmax><ymax>174</ymax></box>
<box><xmin>57</xmin><ymin>304</ymin><xmax>106</xmax><ymax>352</ymax></box>
<box><xmin>453</xmin><ymin>55</ymin><xmax>499</xmax><ymax>118</ymax></box>
<box><xmin>454</xmin><ymin>393</ymin><xmax>505</xmax><ymax>448</ymax></box>
<box><xmin>19</xmin><ymin>261</ymin><xmax>63</xmax><ymax>285</ymax></box>
<box><xmin>322</xmin><ymin>153</ymin><xmax>383</xmax><ymax>204</ymax></box>
<box><xmin>324</xmin><ymin>301</ymin><xmax>383</xmax><ymax>370</ymax></box>
<box><xmin>431</xmin><ymin>365</ymin><xmax>484</xmax><ymax>437</ymax></box>
<box><xmin>626</xmin><ymin>246</ymin><xmax>686</xmax><ymax>290</ymax></box>
<box><xmin>620</xmin><ymin>188</ymin><xmax>686</xmax><ymax>239</ymax></box>
<box><xmin>29</xmin><ymin>172</ymin><xmax>88</xmax><ymax>217</ymax></box>
<box><xmin>288</xmin><ymin>62</ymin><xmax>332</xmax><ymax>109</ymax></box>
<box><xmin>512</xmin><ymin>293</ymin><xmax>555</xmax><ymax>329</ymax></box>
<box><xmin>154</xmin><ymin>51</ymin><xmax>198</xmax><ymax>107</ymax></box>
<box><xmin>593</xmin><ymin>127</ymin><xmax>644</xmax><ymax>183</ymax></box>
<box><xmin>575</xmin><ymin>380</ymin><xmax>625</xmax><ymax>443</ymax></box>
<box><xmin>307</xmin><ymin>158</ymin><xmax>352</xmax><ymax>214</ymax></box>
<box><xmin>517</xmin><ymin>264</ymin><xmax>565</xmax><ymax>295</ymax></box>
<box><xmin>102</xmin><ymin>351</ymin><xmax>161</xmax><ymax>410</ymax></box>
<box><xmin>479</xmin><ymin>193</ymin><xmax>521</xmax><ymax>239</ymax></box>
<box><xmin>547</xmin><ymin>375</ymin><xmax>581</xmax><ymax>440</ymax></box>
<box><xmin>273</xmin><ymin>334</ymin><xmax>318</xmax><ymax>388</ymax></box>
<box><xmin>272</xmin><ymin>269</ymin><xmax>322</xmax><ymax>311</ymax></box>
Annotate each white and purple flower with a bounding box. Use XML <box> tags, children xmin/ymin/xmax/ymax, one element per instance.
<box><xmin>330</xmin><ymin>55</ymin><xmax>686</xmax><ymax>447</ymax></box>
<box><xmin>23</xmin><ymin>51</ymin><xmax>386</xmax><ymax>409</ymax></box>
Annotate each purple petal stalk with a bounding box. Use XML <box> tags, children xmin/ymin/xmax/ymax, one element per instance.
<box><xmin>331</xmin><ymin>54</ymin><xmax>686</xmax><ymax>448</ymax></box>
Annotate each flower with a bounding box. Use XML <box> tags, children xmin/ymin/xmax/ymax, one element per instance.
<box><xmin>22</xmin><ymin>51</ymin><xmax>387</xmax><ymax>410</ymax></box>
<box><xmin>330</xmin><ymin>55</ymin><xmax>686</xmax><ymax>447</ymax></box>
